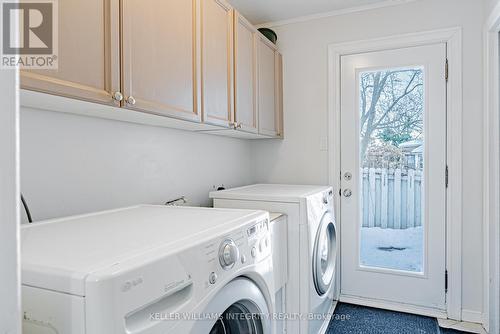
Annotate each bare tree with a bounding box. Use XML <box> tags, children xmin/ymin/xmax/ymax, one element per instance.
<box><xmin>359</xmin><ymin>69</ymin><xmax>423</xmax><ymax>159</ymax></box>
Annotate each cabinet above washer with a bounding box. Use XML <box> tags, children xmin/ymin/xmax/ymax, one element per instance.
<box><xmin>20</xmin><ymin>0</ymin><xmax>283</xmax><ymax>140</ymax></box>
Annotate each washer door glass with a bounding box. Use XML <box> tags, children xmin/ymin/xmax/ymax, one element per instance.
<box><xmin>313</xmin><ymin>212</ymin><xmax>337</xmax><ymax>295</ymax></box>
<box><xmin>209</xmin><ymin>302</ymin><xmax>264</xmax><ymax>334</ymax></box>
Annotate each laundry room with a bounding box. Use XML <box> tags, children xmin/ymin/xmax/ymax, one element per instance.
<box><xmin>1</xmin><ymin>0</ymin><xmax>499</xmax><ymax>334</ymax></box>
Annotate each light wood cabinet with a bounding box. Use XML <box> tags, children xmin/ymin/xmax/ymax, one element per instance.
<box><xmin>257</xmin><ymin>35</ymin><xmax>280</xmax><ymax>137</ymax></box>
<box><xmin>201</xmin><ymin>0</ymin><xmax>234</xmax><ymax>127</ymax></box>
<box><xmin>275</xmin><ymin>51</ymin><xmax>284</xmax><ymax>138</ymax></box>
<box><xmin>121</xmin><ymin>0</ymin><xmax>201</xmax><ymax>121</ymax></box>
<box><xmin>233</xmin><ymin>11</ymin><xmax>258</xmax><ymax>134</ymax></box>
<box><xmin>20</xmin><ymin>0</ymin><xmax>283</xmax><ymax>139</ymax></box>
<box><xmin>21</xmin><ymin>0</ymin><xmax>120</xmax><ymax>106</ymax></box>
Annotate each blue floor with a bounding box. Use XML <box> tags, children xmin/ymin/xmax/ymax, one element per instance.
<box><xmin>327</xmin><ymin>303</ymin><xmax>468</xmax><ymax>334</ymax></box>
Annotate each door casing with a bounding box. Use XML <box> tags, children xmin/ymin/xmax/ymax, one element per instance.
<box><xmin>327</xmin><ymin>27</ymin><xmax>463</xmax><ymax>320</ymax></box>
<box><xmin>484</xmin><ymin>5</ymin><xmax>500</xmax><ymax>332</ymax></box>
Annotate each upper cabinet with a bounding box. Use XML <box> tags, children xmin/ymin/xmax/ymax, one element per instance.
<box><xmin>275</xmin><ymin>52</ymin><xmax>284</xmax><ymax>138</ymax></box>
<box><xmin>257</xmin><ymin>35</ymin><xmax>282</xmax><ymax>138</ymax></box>
<box><xmin>201</xmin><ymin>0</ymin><xmax>234</xmax><ymax>127</ymax></box>
<box><xmin>233</xmin><ymin>11</ymin><xmax>258</xmax><ymax>134</ymax></box>
<box><xmin>20</xmin><ymin>0</ymin><xmax>283</xmax><ymax>139</ymax></box>
<box><xmin>21</xmin><ymin>0</ymin><xmax>120</xmax><ymax>106</ymax></box>
<box><xmin>121</xmin><ymin>0</ymin><xmax>201</xmax><ymax>121</ymax></box>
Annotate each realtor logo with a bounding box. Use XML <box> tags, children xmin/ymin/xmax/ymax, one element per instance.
<box><xmin>1</xmin><ymin>0</ymin><xmax>58</xmax><ymax>69</ymax></box>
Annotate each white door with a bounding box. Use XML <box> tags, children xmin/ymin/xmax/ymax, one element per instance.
<box><xmin>340</xmin><ymin>44</ymin><xmax>447</xmax><ymax>310</ymax></box>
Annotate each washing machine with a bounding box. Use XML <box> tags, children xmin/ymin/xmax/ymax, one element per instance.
<box><xmin>210</xmin><ymin>184</ymin><xmax>338</xmax><ymax>334</ymax></box>
<box><xmin>21</xmin><ymin>205</ymin><xmax>275</xmax><ymax>334</ymax></box>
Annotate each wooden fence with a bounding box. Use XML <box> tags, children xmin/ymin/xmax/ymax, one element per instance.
<box><xmin>361</xmin><ymin>167</ymin><xmax>423</xmax><ymax>229</ymax></box>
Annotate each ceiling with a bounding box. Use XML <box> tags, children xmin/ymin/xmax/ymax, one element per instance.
<box><xmin>228</xmin><ymin>0</ymin><xmax>401</xmax><ymax>25</ymax></box>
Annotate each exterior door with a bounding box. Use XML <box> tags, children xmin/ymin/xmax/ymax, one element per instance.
<box><xmin>340</xmin><ymin>44</ymin><xmax>447</xmax><ymax>310</ymax></box>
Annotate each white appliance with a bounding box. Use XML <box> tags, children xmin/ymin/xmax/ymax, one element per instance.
<box><xmin>21</xmin><ymin>205</ymin><xmax>275</xmax><ymax>334</ymax></box>
<box><xmin>270</xmin><ymin>213</ymin><xmax>288</xmax><ymax>334</ymax></box>
<box><xmin>210</xmin><ymin>184</ymin><xmax>338</xmax><ymax>334</ymax></box>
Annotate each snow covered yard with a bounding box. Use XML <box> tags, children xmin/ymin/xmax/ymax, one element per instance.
<box><xmin>360</xmin><ymin>226</ymin><xmax>423</xmax><ymax>272</ymax></box>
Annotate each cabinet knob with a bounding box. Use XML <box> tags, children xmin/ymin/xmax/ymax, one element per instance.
<box><xmin>230</xmin><ymin>122</ymin><xmax>242</xmax><ymax>130</ymax></box>
<box><xmin>126</xmin><ymin>96</ymin><xmax>136</xmax><ymax>106</ymax></box>
<box><xmin>112</xmin><ymin>91</ymin><xmax>123</xmax><ymax>102</ymax></box>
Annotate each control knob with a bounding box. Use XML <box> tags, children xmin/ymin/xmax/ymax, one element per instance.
<box><xmin>218</xmin><ymin>239</ymin><xmax>239</xmax><ymax>270</ymax></box>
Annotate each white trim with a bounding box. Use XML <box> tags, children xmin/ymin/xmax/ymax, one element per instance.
<box><xmin>0</xmin><ymin>69</ymin><xmax>21</xmax><ymax>331</ymax></box>
<box><xmin>339</xmin><ymin>294</ymin><xmax>447</xmax><ymax>319</ymax></box>
<box><xmin>255</xmin><ymin>0</ymin><xmax>419</xmax><ymax>28</ymax></box>
<box><xmin>484</xmin><ymin>3</ymin><xmax>500</xmax><ymax>334</ymax></box>
<box><xmin>328</xmin><ymin>27</ymin><xmax>463</xmax><ymax>320</ymax></box>
<box><xmin>438</xmin><ymin>318</ymin><xmax>487</xmax><ymax>334</ymax></box>
<box><xmin>461</xmin><ymin>310</ymin><xmax>486</xmax><ymax>325</ymax></box>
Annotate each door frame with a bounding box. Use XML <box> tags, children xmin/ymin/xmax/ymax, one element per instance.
<box><xmin>484</xmin><ymin>5</ymin><xmax>500</xmax><ymax>333</ymax></box>
<box><xmin>327</xmin><ymin>27</ymin><xmax>463</xmax><ymax>320</ymax></box>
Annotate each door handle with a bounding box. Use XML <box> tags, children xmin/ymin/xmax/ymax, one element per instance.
<box><xmin>343</xmin><ymin>189</ymin><xmax>352</xmax><ymax>198</ymax></box>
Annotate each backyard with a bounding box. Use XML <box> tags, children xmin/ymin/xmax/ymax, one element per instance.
<box><xmin>358</xmin><ymin>68</ymin><xmax>425</xmax><ymax>273</ymax></box>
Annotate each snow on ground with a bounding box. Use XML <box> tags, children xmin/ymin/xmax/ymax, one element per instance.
<box><xmin>360</xmin><ymin>226</ymin><xmax>423</xmax><ymax>272</ymax></box>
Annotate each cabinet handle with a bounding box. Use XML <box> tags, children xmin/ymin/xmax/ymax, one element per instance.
<box><xmin>230</xmin><ymin>122</ymin><xmax>242</xmax><ymax>130</ymax></box>
<box><xmin>126</xmin><ymin>96</ymin><xmax>136</xmax><ymax>106</ymax></box>
<box><xmin>112</xmin><ymin>91</ymin><xmax>123</xmax><ymax>102</ymax></box>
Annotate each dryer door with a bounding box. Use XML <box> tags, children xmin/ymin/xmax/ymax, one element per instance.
<box><xmin>313</xmin><ymin>211</ymin><xmax>337</xmax><ymax>296</ymax></box>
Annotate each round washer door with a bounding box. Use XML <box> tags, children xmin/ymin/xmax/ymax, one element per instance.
<box><xmin>313</xmin><ymin>211</ymin><xmax>337</xmax><ymax>296</ymax></box>
<box><xmin>190</xmin><ymin>278</ymin><xmax>271</xmax><ymax>334</ymax></box>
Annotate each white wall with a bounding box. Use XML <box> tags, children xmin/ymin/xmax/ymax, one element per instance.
<box><xmin>252</xmin><ymin>0</ymin><xmax>485</xmax><ymax>317</ymax></box>
<box><xmin>20</xmin><ymin>108</ymin><xmax>255</xmax><ymax>221</ymax></box>
<box><xmin>487</xmin><ymin>0</ymin><xmax>500</xmax><ymax>15</ymax></box>
<box><xmin>0</xmin><ymin>70</ymin><xmax>21</xmax><ymax>332</ymax></box>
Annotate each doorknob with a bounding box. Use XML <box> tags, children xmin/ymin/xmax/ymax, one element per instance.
<box><xmin>343</xmin><ymin>189</ymin><xmax>352</xmax><ymax>198</ymax></box>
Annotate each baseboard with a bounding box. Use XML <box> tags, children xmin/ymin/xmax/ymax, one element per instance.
<box><xmin>461</xmin><ymin>310</ymin><xmax>484</xmax><ymax>324</ymax></box>
<box><xmin>339</xmin><ymin>294</ymin><xmax>447</xmax><ymax>319</ymax></box>
<box><xmin>438</xmin><ymin>318</ymin><xmax>487</xmax><ymax>334</ymax></box>
<box><xmin>320</xmin><ymin>300</ymin><xmax>339</xmax><ymax>334</ymax></box>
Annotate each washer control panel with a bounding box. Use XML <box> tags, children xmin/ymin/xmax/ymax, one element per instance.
<box><xmin>202</xmin><ymin>217</ymin><xmax>271</xmax><ymax>288</ymax></box>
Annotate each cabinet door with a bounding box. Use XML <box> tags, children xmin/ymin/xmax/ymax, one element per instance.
<box><xmin>257</xmin><ymin>36</ymin><xmax>278</xmax><ymax>137</ymax></box>
<box><xmin>275</xmin><ymin>51</ymin><xmax>284</xmax><ymax>138</ymax></box>
<box><xmin>21</xmin><ymin>0</ymin><xmax>120</xmax><ymax>106</ymax></box>
<box><xmin>121</xmin><ymin>0</ymin><xmax>201</xmax><ymax>121</ymax></box>
<box><xmin>201</xmin><ymin>0</ymin><xmax>234</xmax><ymax>127</ymax></box>
<box><xmin>234</xmin><ymin>12</ymin><xmax>257</xmax><ymax>133</ymax></box>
